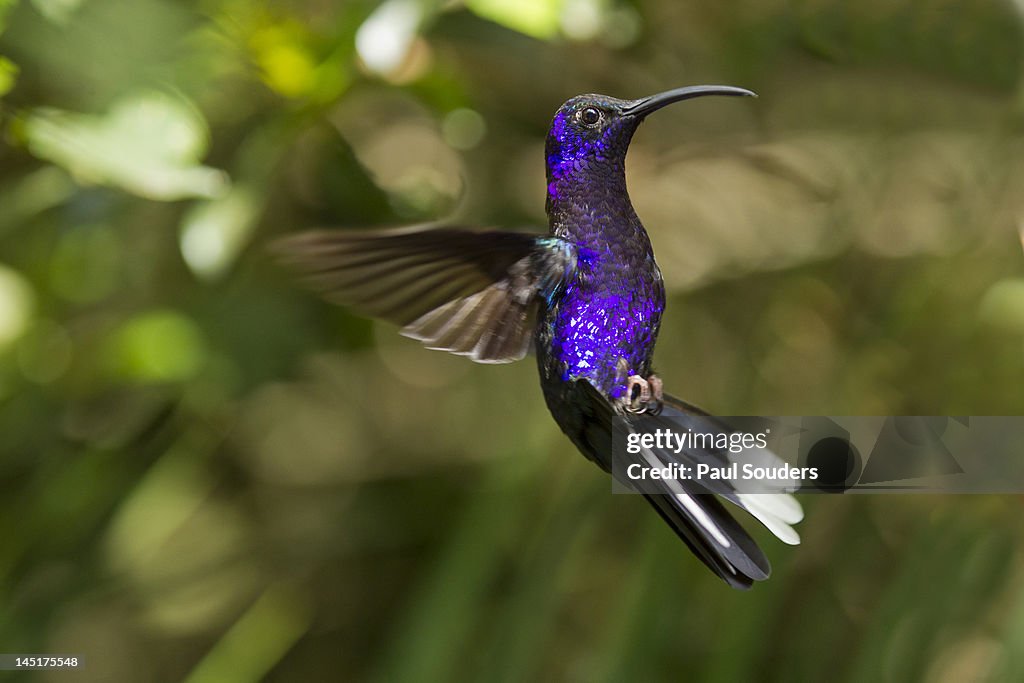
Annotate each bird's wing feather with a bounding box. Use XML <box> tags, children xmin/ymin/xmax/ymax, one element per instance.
<box><xmin>274</xmin><ymin>227</ymin><xmax>576</xmax><ymax>363</ymax></box>
<box><xmin>570</xmin><ymin>380</ymin><xmax>801</xmax><ymax>589</ymax></box>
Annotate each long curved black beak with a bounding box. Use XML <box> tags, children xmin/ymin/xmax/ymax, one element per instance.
<box><xmin>620</xmin><ymin>85</ymin><xmax>756</xmax><ymax>119</ymax></box>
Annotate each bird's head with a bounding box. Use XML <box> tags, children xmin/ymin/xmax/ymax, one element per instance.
<box><xmin>544</xmin><ymin>85</ymin><xmax>755</xmax><ymax>187</ymax></box>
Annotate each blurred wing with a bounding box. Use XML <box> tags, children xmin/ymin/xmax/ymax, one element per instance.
<box><xmin>275</xmin><ymin>227</ymin><xmax>576</xmax><ymax>363</ymax></box>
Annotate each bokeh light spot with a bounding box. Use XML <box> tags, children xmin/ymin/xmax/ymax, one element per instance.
<box><xmin>0</xmin><ymin>264</ymin><xmax>35</xmax><ymax>352</ymax></box>
<box><xmin>979</xmin><ymin>278</ymin><xmax>1024</xmax><ymax>334</ymax></box>
<box><xmin>106</xmin><ymin>310</ymin><xmax>206</xmax><ymax>382</ymax></box>
<box><xmin>355</xmin><ymin>0</ymin><xmax>422</xmax><ymax>75</ymax></box>
<box><xmin>442</xmin><ymin>108</ymin><xmax>487</xmax><ymax>150</ymax></box>
<box><xmin>180</xmin><ymin>186</ymin><xmax>259</xmax><ymax>280</ymax></box>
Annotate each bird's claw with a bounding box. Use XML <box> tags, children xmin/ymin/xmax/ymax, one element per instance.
<box><xmin>625</xmin><ymin>374</ymin><xmax>663</xmax><ymax>414</ymax></box>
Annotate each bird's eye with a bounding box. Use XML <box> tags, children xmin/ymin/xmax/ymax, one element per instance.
<box><xmin>578</xmin><ymin>107</ymin><xmax>601</xmax><ymax>127</ymax></box>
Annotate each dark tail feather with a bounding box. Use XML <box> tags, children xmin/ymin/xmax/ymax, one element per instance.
<box><xmin>642</xmin><ymin>492</ymin><xmax>765</xmax><ymax>589</ymax></box>
<box><xmin>570</xmin><ymin>381</ymin><xmax>799</xmax><ymax>589</ymax></box>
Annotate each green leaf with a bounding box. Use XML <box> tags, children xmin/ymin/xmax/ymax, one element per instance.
<box><xmin>464</xmin><ymin>0</ymin><xmax>564</xmax><ymax>39</ymax></box>
<box><xmin>0</xmin><ymin>56</ymin><xmax>17</xmax><ymax>97</ymax></box>
<box><xmin>183</xmin><ymin>583</ymin><xmax>310</xmax><ymax>683</ymax></box>
<box><xmin>104</xmin><ymin>310</ymin><xmax>206</xmax><ymax>383</ymax></box>
<box><xmin>23</xmin><ymin>90</ymin><xmax>227</xmax><ymax>200</ymax></box>
<box><xmin>0</xmin><ymin>264</ymin><xmax>34</xmax><ymax>352</ymax></box>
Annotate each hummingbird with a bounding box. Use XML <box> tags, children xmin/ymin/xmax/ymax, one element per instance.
<box><xmin>277</xmin><ymin>85</ymin><xmax>803</xmax><ymax>588</ymax></box>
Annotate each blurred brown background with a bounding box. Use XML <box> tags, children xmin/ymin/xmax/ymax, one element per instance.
<box><xmin>2</xmin><ymin>0</ymin><xmax>1024</xmax><ymax>681</ymax></box>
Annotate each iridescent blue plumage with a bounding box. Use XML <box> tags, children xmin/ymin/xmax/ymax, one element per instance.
<box><xmin>278</xmin><ymin>85</ymin><xmax>804</xmax><ymax>589</ymax></box>
<box><xmin>539</xmin><ymin>96</ymin><xmax>667</xmax><ymax>398</ymax></box>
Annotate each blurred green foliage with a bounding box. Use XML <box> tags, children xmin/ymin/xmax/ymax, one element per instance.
<box><xmin>2</xmin><ymin>0</ymin><xmax>1024</xmax><ymax>681</ymax></box>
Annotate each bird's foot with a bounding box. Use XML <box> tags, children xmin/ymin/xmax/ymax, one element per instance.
<box><xmin>625</xmin><ymin>374</ymin><xmax>663</xmax><ymax>415</ymax></box>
